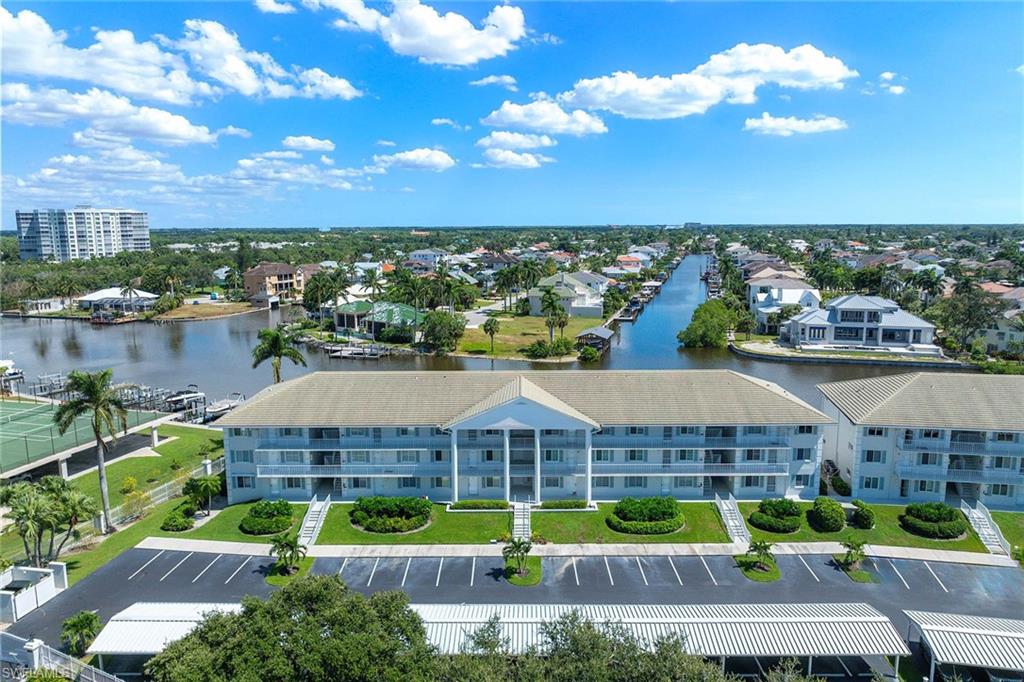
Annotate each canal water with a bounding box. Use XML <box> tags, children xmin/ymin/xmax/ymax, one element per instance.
<box><xmin>0</xmin><ymin>255</ymin><xmax>919</xmax><ymax>405</ymax></box>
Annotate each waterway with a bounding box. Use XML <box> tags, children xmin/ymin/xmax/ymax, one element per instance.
<box><xmin>0</xmin><ymin>255</ymin><xmax>924</xmax><ymax>405</ymax></box>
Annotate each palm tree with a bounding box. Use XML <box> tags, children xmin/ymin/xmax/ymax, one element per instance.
<box><xmin>54</xmin><ymin>274</ymin><xmax>80</xmax><ymax>311</ymax></box>
<box><xmin>38</xmin><ymin>477</ymin><xmax>99</xmax><ymax>560</ymax></box>
<box><xmin>62</xmin><ymin>610</ymin><xmax>101</xmax><ymax>656</ymax></box>
<box><xmin>555</xmin><ymin>309</ymin><xmax>569</xmax><ymax>338</ymax></box>
<box><xmin>186</xmin><ymin>474</ymin><xmax>222</xmax><ymax>517</ymax></box>
<box><xmin>502</xmin><ymin>537</ymin><xmax>532</xmax><ymax>576</ymax></box>
<box><xmin>269</xmin><ymin>534</ymin><xmax>307</xmax><ymax>575</ymax></box>
<box><xmin>225</xmin><ymin>268</ymin><xmax>244</xmax><ymax>297</ymax></box>
<box><xmin>54</xmin><ymin>369</ymin><xmax>128</xmax><ymax>534</ymax></box>
<box><xmin>482</xmin><ymin>317</ymin><xmax>501</xmax><ymax>354</ymax></box>
<box><xmin>251</xmin><ymin>327</ymin><xmax>307</xmax><ymax>384</ymax></box>
<box><xmin>747</xmin><ymin>539</ymin><xmax>775</xmax><ymax>572</ymax></box>
<box><xmin>840</xmin><ymin>539</ymin><xmax>866</xmax><ymax>570</ymax></box>
<box><xmin>119</xmin><ymin>278</ymin><xmax>139</xmax><ymax>314</ymax></box>
<box><xmin>363</xmin><ymin>268</ymin><xmax>383</xmax><ymax>302</ymax></box>
<box><xmin>540</xmin><ymin>288</ymin><xmax>562</xmax><ymax>343</ymax></box>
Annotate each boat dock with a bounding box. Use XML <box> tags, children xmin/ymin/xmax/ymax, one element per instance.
<box><xmin>612</xmin><ymin>258</ymin><xmax>679</xmax><ymax>323</ymax></box>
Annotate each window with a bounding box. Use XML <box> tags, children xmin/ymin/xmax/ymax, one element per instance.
<box><xmin>798</xmin><ymin>425</ymin><xmax>815</xmax><ymax>434</ymax></box>
<box><xmin>627</xmin><ymin>426</ymin><xmax>648</xmax><ymax>436</ymax></box>
<box><xmin>742</xmin><ymin>476</ymin><xmax>763</xmax><ymax>488</ymax></box>
<box><xmin>397</xmin><ymin>427</ymin><xmax>412</xmax><ymax>437</ymax></box>
<box><xmin>866</xmin><ymin>311</ymin><xmax>881</xmax><ymax>323</ymax></box>
<box><xmin>279</xmin><ymin>427</ymin><xmax>303</xmax><ymax>438</ymax></box>
<box><xmin>992</xmin><ymin>456</ymin><xmax>1012</xmax><ymax>469</ymax></box>
<box><xmin>399</xmin><ymin>451</ymin><xmax>419</xmax><ymax>464</ymax></box>
<box><xmin>808</xmin><ymin>327</ymin><xmax>826</xmax><ymax>340</ymax></box>
<box><xmin>626</xmin><ymin>449</ymin><xmax>645</xmax><ymax>462</ymax></box>
<box><xmin>921</xmin><ymin>429</ymin><xmax>942</xmax><ymax>439</ymax></box>
<box><xmin>348</xmin><ymin>452</ymin><xmax>369</xmax><ymax>464</ymax></box>
<box><xmin>918</xmin><ymin>452</ymin><xmax>939</xmax><ymax>466</ymax></box>
<box><xmin>229</xmin><ymin>428</ymin><xmax>252</xmax><ymax>437</ymax></box>
<box><xmin>744</xmin><ymin>449</ymin><xmax>762</xmax><ymax>462</ymax></box>
<box><xmin>625</xmin><ymin>476</ymin><xmax>647</xmax><ymax>488</ymax></box>
<box><xmin>839</xmin><ymin>310</ymin><xmax>865</xmax><ymax>322</ymax></box>
<box><xmin>431</xmin><ymin>477</ymin><xmax>448</xmax><ymax>489</ymax></box>
<box><xmin>485</xmin><ymin>429</ymin><xmax>502</xmax><ymax>436</ymax></box>
<box><xmin>862</xmin><ymin>450</ymin><xmax>886</xmax><ymax>464</ymax></box>
<box><xmin>543</xmin><ymin>476</ymin><xmax>563</xmax><ymax>488</ymax></box>
<box><xmin>399</xmin><ymin>477</ymin><xmax>418</xmax><ymax>488</ymax></box>
<box><xmin>483</xmin><ymin>476</ymin><xmax>500</xmax><ymax>488</ymax></box>
<box><xmin>347</xmin><ymin>428</ymin><xmax>368</xmax><ymax>437</ymax></box>
<box><xmin>987</xmin><ymin>484</ymin><xmax>1011</xmax><ymax>497</ymax></box>
<box><xmin>793</xmin><ymin>474</ymin><xmax>810</xmax><ymax>488</ymax></box>
<box><xmin>230</xmin><ymin>450</ymin><xmax>254</xmax><ymax>464</ymax></box>
<box><xmin>674</xmin><ymin>476</ymin><xmax>698</xmax><ymax>488</ymax></box>
<box><xmin>284</xmin><ymin>478</ymin><xmax>304</xmax><ymax>489</ymax></box>
<box><xmin>881</xmin><ymin>329</ymin><xmax>909</xmax><ymax>343</ymax></box>
<box><xmin>793</xmin><ymin>448</ymin><xmax>812</xmax><ymax>461</ymax></box>
<box><xmin>544</xmin><ymin>449</ymin><xmax>563</xmax><ymax>462</ymax></box>
<box><xmin>542</xmin><ymin>429</ymin><xmax>560</xmax><ymax>436</ymax></box>
<box><xmin>432</xmin><ymin>450</ymin><xmax>445</xmax><ymax>462</ymax></box>
<box><xmin>676</xmin><ymin>449</ymin><xmax>698</xmax><ymax>462</ymax></box>
<box><xmin>233</xmin><ymin>476</ymin><xmax>254</xmax><ymax>489</ymax></box>
<box><xmin>593</xmin><ymin>476</ymin><xmax>612</xmax><ymax>488</ymax></box>
<box><xmin>995</xmin><ymin>432</ymin><xmax>1016</xmax><ymax>442</ymax></box>
<box><xmin>861</xmin><ymin>476</ymin><xmax>884</xmax><ymax>490</ymax></box>
<box><xmin>834</xmin><ymin>327</ymin><xmax>862</xmax><ymax>341</ymax></box>
<box><xmin>744</xmin><ymin>426</ymin><xmax>766</xmax><ymax>435</ymax></box>
<box><xmin>676</xmin><ymin>426</ymin><xmax>700</xmax><ymax>436</ymax></box>
<box><xmin>467</xmin><ymin>431</ymin><xmax>478</xmax><ymax>442</ymax></box>
<box><xmin>916</xmin><ymin>480</ymin><xmax>938</xmax><ymax>493</ymax></box>
<box><xmin>350</xmin><ymin>477</ymin><xmax>370</xmax><ymax>489</ymax></box>
<box><xmin>866</xmin><ymin>427</ymin><xmax>887</xmax><ymax>437</ymax></box>
<box><xmin>483</xmin><ymin>450</ymin><xmax>498</xmax><ymax>462</ymax></box>
<box><xmin>593</xmin><ymin>449</ymin><xmax>611</xmax><ymax>462</ymax></box>
<box><xmin>280</xmin><ymin>451</ymin><xmax>303</xmax><ymax>464</ymax></box>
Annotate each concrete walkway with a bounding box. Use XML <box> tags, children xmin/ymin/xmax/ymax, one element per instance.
<box><xmin>135</xmin><ymin>536</ymin><xmax>1021</xmax><ymax>567</ymax></box>
<box><xmin>462</xmin><ymin>300</ymin><xmax>504</xmax><ymax>329</ymax></box>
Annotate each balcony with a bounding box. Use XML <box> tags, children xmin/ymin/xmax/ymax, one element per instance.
<box><xmin>256</xmin><ymin>436</ymin><xmax>450</xmax><ymax>452</ymax></box>
<box><xmin>591</xmin><ymin>462</ymin><xmax>789</xmax><ymax>476</ymax></box>
<box><xmin>898</xmin><ymin>439</ymin><xmax>1023</xmax><ymax>456</ymax></box>
<box><xmin>256</xmin><ymin>463</ymin><xmax>449</xmax><ymax>478</ymax></box>
<box><xmin>896</xmin><ymin>464</ymin><xmax>1023</xmax><ymax>485</ymax></box>
<box><xmin>591</xmin><ymin>436</ymin><xmax>790</xmax><ymax>450</ymax></box>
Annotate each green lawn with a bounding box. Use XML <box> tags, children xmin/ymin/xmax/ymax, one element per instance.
<box><xmin>154</xmin><ymin>501</ymin><xmax>307</xmax><ymax>543</ymax></box>
<box><xmin>735</xmin><ymin>555</ymin><xmax>780</xmax><ymax>582</ymax></box>
<box><xmin>506</xmin><ymin>555</ymin><xmax>542</xmax><ymax>586</ymax></box>
<box><xmin>458</xmin><ymin>311</ymin><xmax>602</xmax><ymax>357</ymax></box>
<box><xmin>72</xmin><ymin>424</ymin><xmax>223</xmax><ymax>509</ymax></box>
<box><xmin>991</xmin><ymin>511</ymin><xmax>1024</xmax><ymax>564</ymax></box>
<box><xmin>317</xmin><ymin>503</ymin><xmax>511</xmax><ymax>544</ymax></box>
<box><xmin>832</xmin><ymin>555</ymin><xmax>877</xmax><ymax>583</ymax></box>
<box><xmin>531</xmin><ymin>502</ymin><xmax>729</xmax><ymax>544</ymax></box>
<box><xmin>266</xmin><ymin>557</ymin><xmax>314</xmax><ymax>587</ymax></box>
<box><xmin>739</xmin><ymin>501</ymin><xmax>987</xmax><ymax>553</ymax></box>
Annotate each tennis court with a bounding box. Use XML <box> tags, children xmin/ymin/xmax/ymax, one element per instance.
<box><xmin>0</xmin><ymin>399</ymin><xmax>164</xmax><ymax>476</ymax></box>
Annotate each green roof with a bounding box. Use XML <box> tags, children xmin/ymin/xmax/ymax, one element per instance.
<box><xmin>336</xmin><ymin>300</ymin><xmax>373</xmax><ymax>314</ymax></box>
<box><xmin>366</xmin><ymin>302</ymin><xmax>424</xmax><ymax>325</ymax></box>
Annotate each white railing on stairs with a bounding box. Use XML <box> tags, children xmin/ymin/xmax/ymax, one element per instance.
<box><xmin>0</xmin><ymin>632</ymin><xmax>124</xmax><ymax>682</ymax></box>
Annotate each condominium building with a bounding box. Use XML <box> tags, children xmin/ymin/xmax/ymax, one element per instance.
<box><xmin>819</xmin><ymin>373</ymin><xmax>1024</xmax><ymax>509</ymax></box>
<box><xmin>216</xmin><ymin>370</ymin><xmax>829</xmax><ymax>505</ymax></box>
<box><xmin>15</xmin><ymin>207</ymin><xmax>150</xmax><ymax>262</ymax></box>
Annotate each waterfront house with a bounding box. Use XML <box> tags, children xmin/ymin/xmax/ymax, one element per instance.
<box><xmin>409</xmin><ymin>248</ymin><xmax>448</xmax><ymax>268</ymax></box>
<box><xmin>528</xmin><ymin>272</ymin><xmax>605</xmax><ymax>318</ymax></box>
<box><xmin>575</xmin><ymin>326</ymin><xmax>615</xmax><ymax>353</ymax></box>
<box><xmin>745</xmin><ymin>278</ymin><xmax>821</xmax><ymax>334</ymax></box>
<box><xmin>217</xmin><ymin>370</ymin><xmax>829</xmax><ymax>505</ymax></box>
<box><xmin>973</xmin><ymin>309</ymin><xmax>1024</xmax><ymax>355</ymax></box>
<box><xmin>818</xmin><ymin>373</ymin><xmax>1024</xmax><ymax>510</ymax></box>
<box><xmin>334</xmin><ymin>301</ymin><xmax>422</xmax><ymax>336</ymax></box>
<box><xmin>76</xmin><ymin>287</ymin><xmax>158</xmax><ymax>312</ymax></box>
<box><xmin>786</xmin><ymin>295</ymin><xmax>937</xmax><ymax>354</ymax></box>
<box><xmin>243</xmin><ymin>262</ymin><xmax>302</xmax><ymax>299</ymax></box>
<box><xmin>614</xmin><ymin>255</ymin><xmax>643</xmax><ymax>273</ymax></box>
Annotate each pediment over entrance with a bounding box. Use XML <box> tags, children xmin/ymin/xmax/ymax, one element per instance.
<box><xmin>443</xmin><ymin>376</ymin><xmax>599</xmax><ymax>431</ymax></box>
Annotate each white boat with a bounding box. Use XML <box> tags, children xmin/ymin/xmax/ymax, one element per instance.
<box><xmin>205</xmin><ymin>392</ymin><xmax>245</xmax><ymax>419</ymax></box>
<box><xmin>165</xmin><ymin>384</ymin><xmax>206</xmax><ymax>411</ymax></box>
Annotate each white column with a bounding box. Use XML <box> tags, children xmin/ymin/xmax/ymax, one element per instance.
<box><xmin>585</xmin><ymin>429</ymin><xmax>593</xmax><ymax>505</ymax></box>
<box><xmin>450</xmin><ymin>430</ymin><xmax>459</xmax><ymax>503</ymax></box>
<box><xmin>503</xmin><ymin>429</ymin><xmax>511</xmax><ymax>503</ymax></box>
<box><xmin>58</xmin><ymin>458</ymin><xmax>69</xmax><ymax>479</ymax></box>
<box><xmin>533</xmin><ymin>428</ymin><xmax>541</xmax><ymax>503</ymax></box>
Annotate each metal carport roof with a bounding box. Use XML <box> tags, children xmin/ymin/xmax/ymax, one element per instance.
<box><xmin>905</xmin><ymin>610</ymin><xmax>1024</xmax><ymax>672</ymax></box>
<box><xmin>87</xmin><ymin>603</ymin><xmax>241</xmax><ymax>656</ymax></box>
<box><xmin>412</xmin><ymin>603</ymin><xmax>910</xmax><ymax>657</ymax></box>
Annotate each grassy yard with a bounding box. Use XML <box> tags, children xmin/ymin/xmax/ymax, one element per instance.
<box><xmin>991</xmin><ymin>511</ymin><xmax>1024</xmax><ymax>562</ymax></box>
<box><xmin>739</xmin><ymin>501</ymin><xmax>987</xmax><ymax>553</ymax></box>
<box><xmin>458</xmin><ymin>311</ymin><xmax>601</xmax><ymax>357</ymax></box>
<box><xmin>156</xmin><ymin>302</ymin><xmax>254</xmax><ymax>320</ymax></box>
<box><xmin>532</xmin><ymin>502</ymin><xmax>729</xmax><ymax>544</ymax></box>
<box><xmin>153</xmin><ymin>501</ymin><xmax>307</xmax><ymax>543</ymax></box>
<box><xmin>317</xmin><ymin>503</ymin><xmax>511</xmax><ymax>544</ymax></box>
<box><xmin>72</xmin><ymin>424</ymin><xmax>223</xmax><ymax>509</ymax></box>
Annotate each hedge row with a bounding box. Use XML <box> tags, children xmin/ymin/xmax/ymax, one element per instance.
<box><xmin>240</xmin><ymin>514</ymin><xmax>293</xmax><ymax>535</ymax></box>
<box><xmin>355</xmin><ymin>513</ymin><xmax>430</xmax><ymax>533</ymax></box>
<box><xmin>905</xmin><ymin>502</ymin><xmax>960</xmax><ymax>523</ymax></box>
<box><xmin>451</xmin><ymin>500</ymin><xmax>509</xmax><ymax>510</ymax></box>
<box><xmin>851</xmin><ymin>500</ymin><xmax>875</xmax><ymax>529</ymax></box>
<box><xmin>749</xmin><ymin>511</ymin><xmax>800</xmax><ymax>534</ymax></box>
<box><xmin>540</xmin><ymin>500</ymin><xmax>588</xmax><ymax>510</ymax></box>
<box><xmin>249</xmin><ymin>499</ymin><xmax>293</xmax><ymax>519</ymax></box>
<box><xmin>758</xmin><ymin>498</ymin><xmax>801</xmax><ymax>519</ymax></box>
<box><xmin>606</xmin><ymin>510</ymin><xmax>686</xmax><ymax>535</ymax></box>
<box><xmin>900</xmin><ymin>502</ymin><xmax>968</xmax><ymax>539</ymax></box>
<box><xmin>830</xmin><ymin>475</ymin><xmax>852</xmax><ymax>497</ymax></box>
<box><xmin>612</xmin><ymin>496</ymin><xmax>678</xmax><ymax>523</ymax></box>
<box><xmin>809</xmin><ymin>496</ymin><xmax>845</xmax><ymax>532</ymax></box>
<box><xmin>352</xmin><ymin>496</ymin><xmax>433</xmax><ymax>534</ymax></box>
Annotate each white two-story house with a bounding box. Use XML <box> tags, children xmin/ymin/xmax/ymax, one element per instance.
<box><xmin>787</xmin><ymin>295</ymin><xmax>937</xmax><ymax>354</ymax></box>
<box><xmin>818</xmin><ymin>373</ymin><xmax>1024</xmax><ymax>510</ymax></box>
<box><xmin>528</xmin><ymin>272</ymin><xmax>606</xmax><ymax>318</ymax></box>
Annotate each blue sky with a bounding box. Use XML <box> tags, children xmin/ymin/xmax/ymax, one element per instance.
<box><xmin>2</xmin><ymin>1</ymin><xmax>1022</xmax><ymax>228</ymax></box>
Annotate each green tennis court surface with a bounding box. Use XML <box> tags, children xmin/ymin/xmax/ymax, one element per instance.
<box><xmin>0</xmin><ymin>399</ymin><xmax>164</xmax><ymax>475</ymax></box>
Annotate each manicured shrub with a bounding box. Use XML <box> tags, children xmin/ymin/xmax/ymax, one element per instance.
<box><xmin>758</xmin><ymin>498</ymin><xmax>801</xmax><ymax>519</ymax></box>
<box><xmin>451</xmin><ymin>500</ymin><xmax>509</xmax><ymax>510</ymax></box>
<box><xmin>809</xmin><ymin>496</ymin><xmax>846</xmax><ymax>532</ymax></box>
<box><xmin>749</xmin><ymin>511</ymin><xmax>801</xmax><ymax>534</ymax></box>
<box><xmin>607</xmin><ymin>510</ymin><xmax>685</xmax><ymax>535</ymax></box>
<box><xmin>830</xmin><ymin>475</ymin><xmax>852</xmax><ymax>497</ymax></box>
<box><xmin>612</xmin><ymin>496</ymin><xmax>678</xmax><ymax>523</ymax></box>
<box><xmin>161</xmin><ymin>509</ymin><xmax>194</xmax><ymax>532</ymax></box>
<box><xmin>351</xmin><ymin>496</ymin><xmax>432</xmax><ymax>534</ymax></box>
<box><xmin>900</xmin><ymin>502</ymin><xmax>968</xmax><ymax>539</ymax></box>
<box><xmin>239</xmin><ymin>514</ymin><xmax>293</xmax><ymax>535</ymax></box>
<box><xmin>249</xmin><ymin>499</ymin><xmax>293</xmax><ymax>519</ymax></box>
<box><xmin>851</xmin><ymin>499</ymin><xmax>876</xmax><ymax>529</ymax></box>
<box><xmin>540</xmin><ymin>499</ymin><xmax>588</xmax><ymax>510</ymax></box>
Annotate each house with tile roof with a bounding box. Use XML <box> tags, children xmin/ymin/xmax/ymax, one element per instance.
<box><xmin>786</xmin><ymin>295</ymin><xmax>938</xmax><ymax>354</ymax></box>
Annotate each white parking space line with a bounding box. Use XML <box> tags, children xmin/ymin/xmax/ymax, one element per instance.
<box><xmin>160</xmin><ymin>552</ymin><xmax>193</xmax><ymax>582</ymax></box>
<box><xmin>571</xmin><ymin>557</ymin><xmax>579</xmax><ymax>586</ymax></box>
<box><xmin>225</xmin><ymin>557</ymin><xmax>249</xmax><ymax>584</ymax></box>
<box><xmin>128</xmin><ymin>550</ymin><xmax>164</xmax><ymax>580</ymax></box>
<box><xmin>339</xmin><ymin>557</ymin><xmax>348</xmax><ymax>577</ymax></box>
<box><xmin>635</xmin><ymin>557</ymin><xmax>648</xmax><ymax>586</ymax></box>
<box><xmin>604</xmin><ymin>556</ymin><xmax>615</xmax><ymax>586</ymax></box>
<box><xmin>924</xmin><ymin>562</ymin><xmax>948</xmax><ymax>593</ymax></box>
<box><xmin>668</xmin><ymin>557</ymin><xmax>682</xmax><ymax>585</ymax></box>
<box><xmin>435</xmin><ymin>557</ymin><xmax>444</xmax><ymax>587</ymax></box>
<box><xmin>470</xmin><ymin>557</ymin><xmax>476</xmax><ymax>587</ymax></box>
<box><xmin>192</xmin><ymin>554</ymin><xmax>222</xmax><ymax>583</ymax></box>
<box><xmin>888</xmin><ymin>560</ymin><xmax>910</xmax><ymax>590</ymax></box>
<box><xmin>367</xmin><ymin>558</ymin><xmax>380</xmax><ymax>587</ymax></box>
<box><xmin>699</xmin><ymin>556</ymin><xmax>717</xmax><ymax>586</ymax></box>
<box><xmin>797</xmin><ymin>555</ymin><xmax>820</xmax><ymax>582</ymax></box>
<box><xmin>401</xmin><ymin>558</ymin><xmax>411</xmax><ymax>587</ymax></box>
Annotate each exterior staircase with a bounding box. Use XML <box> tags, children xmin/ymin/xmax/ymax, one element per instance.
<box><xmin>961</xmin><ymin>500</ymin><xmax>1010</xmax><ymax>555</ymax></box>
<box><xmin>299</xmin><ymin>494</ymin><xmax>330</xmax><ymax>546</ymax></box>
<box><xmin>512</xmin><ymin>501</ymin><xmax>531</xmax><ymax>541</ymax></box>
<box><xmin>715</xmin><ymin>493</ymin><xmax>751</xmax><ymax>544</ymax></box>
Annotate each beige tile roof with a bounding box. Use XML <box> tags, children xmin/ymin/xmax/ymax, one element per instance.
<box><xmin>442</xmin><ymin>376</ymin><xmax>600</xmax><ymax>429</ymax></box>
<box><xmin>817</xmin><ymin>372</ymin><xmax>1024</xmax><ymax>430</ymax></box>
<box><xmin>216</xmin><ymin>370</ymin><xmax>830</xmax><ymax>428</ymax></box>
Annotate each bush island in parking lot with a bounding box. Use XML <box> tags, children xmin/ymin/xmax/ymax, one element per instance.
<box><xmin>607</xmin><ymin>496</ymin><xmax>685</xmax><ymax>534</ymax></box>
<box><xmin>352</xmin><ymin>496</ymin><xmax>432</xmax><ymax>533</ymax></box>
<box><xmin>900</xmin><ymin>502</ymin><xmax>968</xmax><ymax>539</ymax></box>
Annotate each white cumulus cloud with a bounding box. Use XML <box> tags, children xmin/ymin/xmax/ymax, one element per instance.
<box><xmin>431</xmin><ymin>117</ymin><xmax>470</xmax><ymax>131</ymax></box>
<box><xmin>482</xmin><ymin>99</ymin><xmax>607</xmax><ymax>136</ymax></box>
<box><xmin>476</xmin><ymin>131</ymin><xmax>555</xmax><ymax>149</ymax></box>
<box><xmin>320</xmin><ymin>155</ymin><xmax>335</xmax><ymax>165</ymax></box>
<box><xmin>282</xmin><ymin>135</ymin><xmax>335</xmax><ymax>151</ymax></box>
<box><xmin>743</xmin><ymin>112</ymin><xmax>847</xmax><ymax>137</ymax></box>
<box><xmin>470</xmin><ymin>74</ymin><xmax>518</xmax><ymax>92</ymax></box>
<box><xmin>373</xmin><ymin>148</ymin><xmax>456</xmax><ymax>171</ymax></box>
<box><xmin>558</xmin><ymin>43</ymin><xmax>858</xmax><ymax>120</ymax></box>
<box><xmin>323</xmin><ymin>0</ymin><xmax>526</xmax><ymax>66</ymax></box>
<box><xmin>480</xmin><ymin>148</ymin><xmax>553</xmax><ymax>169</ymax></box>
<box><xmin>254</xmin><ymin>0</ymin><xmax>297</xmax><ymax>13</ymax></box>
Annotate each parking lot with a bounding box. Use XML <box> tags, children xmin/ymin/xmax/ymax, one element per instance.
<box><xmin>9</xmin><ymin>547</ymin><xmax>1024</xmax><ymax>664</ymax></box>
